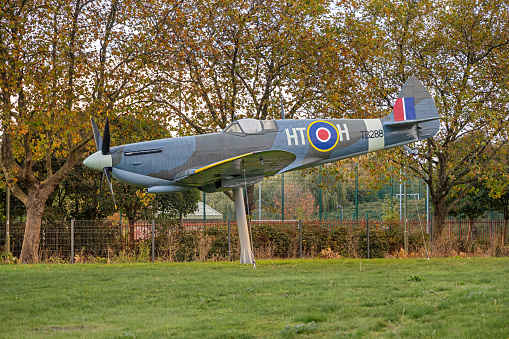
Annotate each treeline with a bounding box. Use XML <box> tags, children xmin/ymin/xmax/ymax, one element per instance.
<box><xmin>2</xmin><ymin>0</ymin><xmax>509</xmax><ymax>262</ymax></box>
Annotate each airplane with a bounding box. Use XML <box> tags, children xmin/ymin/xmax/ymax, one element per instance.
<box><xmin>84</xmin><ymin>76</ymin><xmax>440</xmax><ymax>264</ymax></box>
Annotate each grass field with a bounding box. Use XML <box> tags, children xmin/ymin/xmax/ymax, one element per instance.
<box><xmin>1</xmin><ymin>258</ymin><xmax>508</xmax><ymax>338</ymax></box>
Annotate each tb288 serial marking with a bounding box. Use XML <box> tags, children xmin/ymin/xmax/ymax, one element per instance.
<box><xmin>360</xmin><ymin>129</ymin><xmax>384</xmax><ymax>139</ymax></box>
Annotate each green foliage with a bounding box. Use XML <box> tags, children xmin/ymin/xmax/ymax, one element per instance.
<box><xmin>252</xmin><ymin>224</ymin><xmax>294</xmax><ymax>258</ymax></box>
<box><xmin>448</xmin><ymin>182</ymin><xmax>491</xmax><ymax>220</ymax></box>
<box><xmin>339</xmin><ymin>0</ymin><xmax>509</xmax><ymax>240</ymax></box>
<box><xmin>0</xmin><ymin>187</ymin><xmax>25</xmax><ymax>222</ymax></box>
<box><xmin>149</xmin><ymin>223</ymin><xmax>414</xmax><ymax>260</ymax></box>
<box><xmin>1</xmin><ymin>0</ymin><xmax>181</xmax><ymax>262</ymax></box>
<box><xmin>43</xmin><ymin>165</ymin><xmax>115</xmax><ymax>221</ymax></box>
<box><xmin>381</xmin><ymin>197</ymin><xmax>400</xmax><ymax>223</ymax></box>
<box><xmin>155</xmin><ymin>190</ymin><xmax>201</xmax><ymax>219</ymax></box>
<box><xmin>0</xmin><ymin>252</ymin><xmax>18</xmax><ymax>264</ymax></box>
<box><xmin>42</xmin><ymin>163</ymin><xmax>201</xmax><ymax>222</ymax></box>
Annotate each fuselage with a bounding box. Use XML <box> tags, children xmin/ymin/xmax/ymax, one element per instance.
<box><xmin>87</xmin><ymin>117</ymin><xmax>419</xmax><ymax>192</ymax></box>
<box><xmin>84</xmin><ymin>77</ymin><xmax>440</xmax><ymax>194</ymax></box>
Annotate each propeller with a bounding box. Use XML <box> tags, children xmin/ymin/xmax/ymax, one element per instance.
<box><xmin>91</xmin><ymin>118</ymin><xmax>103</xmax><ymax>151</ymax></box>
<box><xmin>102</xmin><ymin>167</ymin><xmax>117</xmax><ymax>209</ymax></box>
<box><xmin>102</xmin><ymin>117</ymin><xmax>110</xmax><ymax>155</ymax></box>
<box><xmin>88</xmin><ymin>117</ymin><xmax>117</xmax><ymax>209</ymax></box>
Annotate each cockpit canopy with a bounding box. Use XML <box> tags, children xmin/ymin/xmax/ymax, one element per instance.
<box><xmin>223</xmin><ymin>119</ymin><xmax>278</xmax><ymax>135</ymax></box>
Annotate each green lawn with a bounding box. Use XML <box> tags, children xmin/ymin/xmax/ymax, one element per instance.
<box><xmin>1</xmin><ymin>258</ymin><xmax>508</xmax><ymax>338</ymax></box>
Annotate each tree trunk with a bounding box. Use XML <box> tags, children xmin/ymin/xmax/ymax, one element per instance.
<box><xmin>20</xmin><ymin>191</ymin><xmax>47</xmax><ymax>263</ymax></box>
<box><xmin>431</xmin><ymin>197</ymin><xmax>448</xmax><ymax>242</ymax></box>
<box><xmin>467</xmin><ymin>219</ymin><xmax>473</xmax><ymax>243</ymax></box>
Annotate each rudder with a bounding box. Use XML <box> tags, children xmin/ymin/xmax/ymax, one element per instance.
<box><xmin>385</xmin><ymin>76</ymin><xmax>440</xmax><ymax>141</ymax></box>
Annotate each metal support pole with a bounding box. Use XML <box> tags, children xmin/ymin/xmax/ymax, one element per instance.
<box><xmin>426</xmin><ymin>183</ymin><xmax>430</xmax><ymax>234</ymax></box>
<box><xmin>367</xmin><ymin>213</ymin><xmax>370</xmax><ymax>259</ymax></box>
<box><xmin>203</xmin><ymin>191</ymin><xmax>206</xmax><ymax>221</ymax></box>
<box><xmin>391</xmin><ymin>176</ymin><xmax>394</xmax><ymax>199</ymax></box>
<box><xmin>404</xmin><ymin>171</ymin><xmax>408</xmax><ymax>255</ymax></box>
<box><xmin>258</xmin><ymin>182</ymin><xmax>261</xmax><ymax>220</ymax></box>
<box><xmin>71</xmin><ymin>220</ymin><xmax>75</xmax><ymax>264</ymax></box>
<box><xmin>281</xmin><ymin>174</ymin><xmax>285</xmax><ymax>221</ymax></box>
<box><xmin>151</xmin><ymin>220</ymin><xmax>155</xmax><ymax>263</ymax></box>
<box><xmin>430</xmin><ymin>217</ymin><xmax>433</xmax><ymax>242</ymax></box>
<box><xmin>281</xmin><ymin>96</ymin><xmax>285</xmax><ymax>222</ymax></box>
<box><xmin>228</xmin><ymin>219</ymin><xmax>231</xmax><ymax>261</ymax></box>
<box><xmin>355</xmin><ymin>164</ymin><xmax>358</xmax><ymax>222</ymax></box>
<box><xmin>233</xmin><ymin>187</ymin><xmax>254</xmax><ymax>264</ymax></box>
<box><xmin>6</xmin><ymin>187</ymin><xmax>10</xmax><ymax>254</ymax></box>
<box><xmin>399</xmin><ymin>171</ymin><xmax>402</xmax><ymax>221</ymax></box>
<box><xmin>299</xmin><ymin>219</ymin><xmax>303</xmax><ymax>259</ymax></box>
<box><xmin>491</xmin><ymin>209</ymin><xmax>494</xmax><ymax>249</ymax></box>
<box><xmin>319</xmin><ymin>168</ymin><xmax>322</xmax><ymax>221</ymax></box>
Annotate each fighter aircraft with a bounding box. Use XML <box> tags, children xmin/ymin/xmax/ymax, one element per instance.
<box><xmin>84</xmin><ymin>76</ymin><xmax>440</xmax><ymax>263</ymax></box>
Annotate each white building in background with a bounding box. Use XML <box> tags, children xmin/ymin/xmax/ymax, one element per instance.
<box><xmin>183</xmin><ymin>203</ymin><xmax>222</xmax><ymax>220</ymax></box>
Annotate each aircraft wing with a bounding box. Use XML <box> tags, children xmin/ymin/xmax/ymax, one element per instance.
<box><xmin>173</xmin><ymin>150</ymin><xmax>296</xmax><ymax>189</ymax></box>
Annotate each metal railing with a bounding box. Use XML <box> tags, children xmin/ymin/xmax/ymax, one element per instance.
<box><xmin>1</xmin><ymin>218</ymin><xmax>507</xmax><ymax>262</ymax></box>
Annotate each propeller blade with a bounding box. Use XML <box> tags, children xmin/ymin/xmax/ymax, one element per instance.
<box><xmin>102</xmin><ymin>117</ymin><xmax>111</xmax><ymax>155</ymax></box>
<box><xmin>98</xmin><ymin>170</ymin><xmax>104</xmax><ymax>203</ymax></box>
<box><xmin>103</xmin><ymin>167</ymin><xmax>117</xmax><ymax>210</ymax></box>
<box><xmin>91</xmin><ymin>118</ymin><xmax>103</xmax><ymax>152</ymax></box>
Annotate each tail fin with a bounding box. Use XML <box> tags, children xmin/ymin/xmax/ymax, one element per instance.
<box><xmin>384</xmin><ymin>76</ymin><xmax>440</xmax><ymax>141</ymax></box>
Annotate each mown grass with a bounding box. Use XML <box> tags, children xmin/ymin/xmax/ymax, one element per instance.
<box><xmin>1</xmin><ymin>258</ymin><xmax>508</xmax><ymax>338</ymax></box>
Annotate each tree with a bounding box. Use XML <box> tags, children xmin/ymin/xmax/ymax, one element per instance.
<box><xmin>307</xmin><ymin>168</ymin><xmax>348</xmax><ymax>219</ymax></box>
<box><xmin>0</xmin><ymin>0</ymin><xmax>173</xmax><ymax>262</ymax></box>
<box><xmin>488</xmin><ymin>191</ymin><xmax>509</xmax><ymax>246</ymax></box>
<box><xmin>43</xmin><ymin>162</ymin><xmax>115</xmax><ymax>221</ymax></box>
<box><xmin>155</xmin><ymin>190</ymin><xmax>201</xmax><ymax>220</ymax></box>
<box><xmin>0</xmin><ymin>183</ymin><xmax>25</xmax><ymax>222</ymax></box>
<box><xmin>273</xmin><ymin>182</ymin><xmax>318</xmax><ymax>220</ymax></box>
<box><xmin>154</xmin><ymin>0</ymin><xmax>352</xmax><ymax>129</ymax></box>
<box><xmin>148</xmin><ymin>0</ymin><xmax>353</xmax><ymax>212</ymax></box>
<box><xmin>482</xmin><ymin>149</ymin><xmax>509</xmax><ymax>245</ymax></box>
<box><xmin>448</xmin><ymin>183</ymin><xmax>490</xmax><ymax>242</ymax></box>
<box><xmin>337</xmin><ymin>0</ymin><xmax>509</xmax><ymax>240</ymax></box>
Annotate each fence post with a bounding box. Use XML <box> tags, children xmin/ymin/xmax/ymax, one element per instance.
<box><xmin>228</xmin><ymin>219</ymin><xmax>231</xmax><ymax>261</ymax></box>
<box><xmin>299</xmin><ymin>219</ymin><xmax>303</xmax><ymax>259</ymax></box>
<box><xmin>367</xmin><ymin>213</ymin><xmax>370</xmax><ymax>259</ymax></box>
<box><xmin>71</xmin><ymin>219</ymin><xmax>75</xmax><ymax>264</ymax></box>
<box><xmin>151</xmin><ymin>220</ymin><xmax>155</xmax><ymax>263</ymax></box>
<box><xmin>491</xmin><ymin>209</ymin><xmax>494</xmax><ymax>249</ymax></box>
<box><xmin>6</xmin><ymin>187</ymin><xmax>10</xmax><ymax>254</ymax></box>
<box><xmin>430</xmin><ymin>217</ymin><xmax>433</xmax><ymax>255</ymax></box>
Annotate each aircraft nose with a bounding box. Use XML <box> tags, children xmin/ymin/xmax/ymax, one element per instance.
<box><xmin>83</xmin><ymin>151</ymin><xmax>113</xmax><ymax>172</ymax></box>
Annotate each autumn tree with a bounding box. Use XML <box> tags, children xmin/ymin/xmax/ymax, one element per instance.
<box><xmin>144</xmin><ymin>0</ymin><xmax>354</xmax><ymax>212</ymax></box>
<box><xmin>337</xmin><ymin>0</ymin><xmax>509</xmax><ymax>240</ymax></box>
<box><xmin>43</xmin><ymin>160</ymin><xmax>115</xmax><ymax>221</ymax></box>
<box><xmin>0</xmin><ymin>0</ymin><xmax>175</xmax><ymax>262</ymax></box>
<box><xmin>154</xmin><ymin>0</ymin><xmax>353</xmax><ymax>129</ymax></box>
<box><xmin>481</xmin><ymin>147</ymin><xmax>509</xmax><ymax>245</ymax></box>
<box><xmin>273</xmin><ymin>181</ymin><xmax>318</xmax><ymax>220</ymax></box>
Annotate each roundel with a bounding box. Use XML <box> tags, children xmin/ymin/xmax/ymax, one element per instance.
<box><xmin>307</xmin><ymin>121</ymin><xmax>339</xmax><ymax>152</ymax></box>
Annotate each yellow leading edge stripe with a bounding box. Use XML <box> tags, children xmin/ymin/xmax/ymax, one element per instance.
<box><xmin>194</xmin><ymin>152</ymin><xmax>255</xmax><ymax>174</ymax></box>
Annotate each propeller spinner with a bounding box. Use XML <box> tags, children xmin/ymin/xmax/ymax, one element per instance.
<box><xmin>84</xmin><ymin>117</ymin><xmax>117</xmax><ymax>209</ymax></box>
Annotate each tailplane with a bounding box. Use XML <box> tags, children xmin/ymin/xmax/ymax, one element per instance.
<box><xmin>384</xmin><ymin>76</ymin><xmax>440</xmax><ymax>140</ymax></box>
